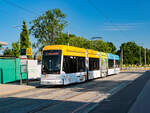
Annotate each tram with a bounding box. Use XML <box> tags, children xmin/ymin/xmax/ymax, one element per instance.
<box><xmin>41</xmin><ymin>45</ymin><xmax>120</xmax><ymax>85</ymax></box>
<box><xmin>107</xmin><ymin>53</ymin><xmax>120</xmax><ymax>75</ymax></box>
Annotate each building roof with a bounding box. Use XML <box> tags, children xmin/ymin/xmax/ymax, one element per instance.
<box><xmin>0</xmin><ymin>41</ymin><xmax>8</xmax><ymax>46</ymax></box>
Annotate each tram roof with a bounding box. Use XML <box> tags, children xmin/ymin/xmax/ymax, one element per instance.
<box><xmin>107</xmin><ymin>53</ymin><xmax>115</xmax><ymax>60</ymax></box>
<box><xmin>43</xmin><ymin>45</ymin><xmax>108</xmax><ymax>59</ymax></box>
<box><xmin>87</xmin><ymin>49</ymin><xmax>100</xmax><ymax>58</ymax></box>
<box><xmin>115</xmin><ymin>55</ymin><xmax>120</xmax><ymax>60</ymax></box>
<box><xmin>43</xmin><ymin>45</ymin><xmax>85</xmax><ymax>51</ymax></box>
<box><xmin>43</xmin><ymin>45</ymin><xmax>86</xmax><ymax>57</ymax></box>
<box><xmin>100</xmin><ymin>52</ymin><xmax>107</xmax><ymax>59</ymax></box>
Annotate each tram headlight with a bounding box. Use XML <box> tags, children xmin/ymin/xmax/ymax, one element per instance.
<box><xmin>42</xmin><ymin>72</ymin><xmax>46</xmax><ymax>78</ymax></box>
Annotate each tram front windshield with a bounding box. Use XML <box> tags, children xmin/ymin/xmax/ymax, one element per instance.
<box><xmin>42</xmin><ymin>50</ymin><xmax>61</xmax><ymax>74</ymax></box>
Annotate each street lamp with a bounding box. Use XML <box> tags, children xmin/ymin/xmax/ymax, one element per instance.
<box><xmin>13</xmin><ymin>25</ymin><xmax>21</xmax><ymax>50</ymax></box>
<box><xmin>120</xmin><ymin>48</ymin><xmax>123</xmax><ymax>69</ymax></box>
<box><xmin>145</xmin><ymin>48</ymin><xmax>146</xmax><ymax>65</ymax></box>
<box><xmin>138</xmin><ymin>43</ymin><xmax>144</xmax><ymax>66</ymax></box>
<box><xmin>91</xmin><ymin>37</ymin><xmax>102</xmax><ymax>40</ymax></box>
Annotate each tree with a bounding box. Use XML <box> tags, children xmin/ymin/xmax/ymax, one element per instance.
<box><xmin>3</xmin><ymin>21</ymin><xmax>31</xmax><ymax>58</ymax></box>
<box><xmin>30</xmin><ymin>8</ymin><xmax>67</xmax><ymax>49</ymax></box>
<box><xmin>20</xmin><ymin>20</ymin><xmax>31</xmax><ymax>48</ymax></box>
<box><xmin>3</xmin><ymin>42</ymin><xmax>20</xmax><ymax>57</ymax></box>
<box><xmin>91</xmin><ymin>40</ymin><xmax>115</xmax><ymax>53</ymax></box>
<box><xmin>3</xmin><ymin>47</ymin><xmax>13</xmax><ymax>56</ymax></box>
<box><xmin>56</xmin><ymin>34</ymin><xmax>117</xmax><ymax>54</ymax></box>
<box><xmin>118</xmin><ymin>42</ymin><xmax>141</xmax><ymax>65</ymax></box>
<box><xmin>146</xmin><ymin>49</ymin><xmax>150</xmax><ymax>64</ymax></box>
<box><xmin>68</xmin><ymin>36</ymin><xmax>90</xmax><ymax>48</ymax></box>
<box><xmin>12</xmin><ymin>41</ymin><xmax>20</xmax><ymax>57</ymax></box>
<box><xmin>106</xmin><ymin>42</ymin><xmax>117</xmax><ymax>54</ymax></box>
<box><xmin>56</xmin><ymin>33</ymin><xmax>75</xmax><ymax>45</ymax></box>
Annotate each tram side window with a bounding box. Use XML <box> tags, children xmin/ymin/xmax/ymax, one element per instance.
<box><xmin>63</xmin><ymin>56</ymin><xmax>70</xmax><ymax>73</ymax></box>
<box><xmin>89</xmin><ymin>58</ymin><xmax>99</xmax><ymax>71</ymax></box>
<box><xmin>63</xmin><ymin>56</ymin><xmax>85</xmax><ymax>73</ymax></box>
<box><xmin>108</xmin><ymin>59</ymin><xmax>114</xmax><ymax>68</ymax></box>
<box><xmin>63</xmin><ymin>56</ymin><xmax>77</xmax><ymax>73</ymax></box>
<box><xmin>115</xmin><ymin>60</ymin><xmax>119</xmax><ymax>68</ymax></box>
<box><xmin>77</xmin><ymin>57</ymin><xmax>86</xmax><ymax>72</ymax></box>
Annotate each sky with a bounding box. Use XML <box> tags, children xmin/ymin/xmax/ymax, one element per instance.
<box><xmin>0</xmin><ymin>0</ymin><xmax>150</xmax><ymax>50</ymax></box>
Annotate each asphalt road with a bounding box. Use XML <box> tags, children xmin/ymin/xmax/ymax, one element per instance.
<box><xmin>0</xmin><ymin>71</ymin><xmax>146</xmax><ymax>113</ymax></box>
<box><xmin>90</xmin><ymin>71</ymin><xmax>150</xmax><ymax>113</ymax></box>
<box><xmin>128</xmin><ymin>71</ymin><xmax>150</xmax><ymax>113</ymax></box>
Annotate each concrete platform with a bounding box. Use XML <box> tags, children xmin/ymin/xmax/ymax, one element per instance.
<box><xmin>0</xmin><ymin>84</ymin><xmax>35</xmax><ymax>97</ymax></box>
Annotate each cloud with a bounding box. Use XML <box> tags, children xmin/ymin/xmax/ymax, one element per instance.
<box><xmin>103</xmin><ymin>23</ymin><xmax>144</xmax><ymax>31</ymax></box>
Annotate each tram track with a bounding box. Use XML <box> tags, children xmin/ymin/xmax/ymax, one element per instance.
<box><xmin>16</xmin><ymin>72</ymin><xmax>132</xmax><ymax>99</ymax></box>
<box><xmin>29</xmin><ymin>73</ymin><xmax>141</xmax><ymax>113</ymax></box>
<box><xmin>0</xmin><ymin>72</ymin><xmax>143</xmax><ymax>113</ymax></box>
<box><xmin>0</xmin><ymin>73</ymin><xmax>119</xmax><ymax>99</ymax></box>
<box><xmin>69</xmin><ymin>73</ymin><xmax>141</xmax><ymax>113</ymax></box>
<box><xmin>0</xmin><ymin>73</ymin><xmax>139</xmax><ymax>102</ymax></box>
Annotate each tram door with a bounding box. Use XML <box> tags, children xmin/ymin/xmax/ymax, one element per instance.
<box><xmin>101</xmin><ymin>58</ymin><xmax>107</xmax><ymax>77</ymax></box>
<box><xmin>85</xmin><ymin>50</ymin><xmax>89</xmax><ymax>81</ymax></box>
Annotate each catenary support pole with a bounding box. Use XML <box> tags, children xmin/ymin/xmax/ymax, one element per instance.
<box><xmin>145</xmin><ymin>48</ymin><xmax>146</xmax><ymax>65</ymax></box>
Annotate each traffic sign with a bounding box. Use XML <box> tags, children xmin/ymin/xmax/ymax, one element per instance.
<box><xmin>26</xmin><ymin>48</ymin><xmax>32</xmax><ymax>56</ymax></box>
<box><xmin>20</xmin><ymin>48</ymin><xmax>26</xmax><ymax>55</ymax></box>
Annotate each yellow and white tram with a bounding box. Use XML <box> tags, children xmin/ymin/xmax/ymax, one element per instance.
<box><xmin>41</xmin><ymin>45</ymin><xmax>120</xmax><ymax>85</ymax></box>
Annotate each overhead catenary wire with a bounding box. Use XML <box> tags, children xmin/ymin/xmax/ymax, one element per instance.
<box><xmin>2</xmin><ymin>0</ymin><xmax>39</xmax><ymax>15</ymax></box>
<box><xmin>88</xmin><ymin>0</ymin><xmax>127</xmax><ymax>66</ymax></box>
<box><xmin>87</xmin><ymin>0</ymin><xmax>127</xmax><ymax>37</ymax></box>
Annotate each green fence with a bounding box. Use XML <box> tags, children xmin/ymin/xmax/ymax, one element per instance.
<box><xmin>0</xmin><ymin>68</ymin><xmax>1</xmax><ymax>83</ymax></box>
<box><xmin>16</xmin><ymin>58</ymin><xmax>27</xmax><ymax>80</ymax></box>
<box><xmin>0</xmin><ymin>58</ymin><xmax>27</xmax><ymax>84</ymax></box>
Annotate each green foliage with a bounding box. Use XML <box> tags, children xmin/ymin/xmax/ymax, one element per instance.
<box><xmin>30</xmin><ymin>8</ymin><xmax>67</xmax><ymax>49</ymax></box>
<box><xmin>30</xmin><ymin>8</ymin><xmax>116</xmax><ymax>54</ymax></box>
<box><xmin>11</xmin><ymin>41</ymin><xmax>20</xmax><ymax>57</ymax></box>
<box><xmin>119</xmin><ymin>42</ymin><xmax>140</xmax><ymax>64</ymax></box>
<box><xmin>117</xmin><ymin>41</ymin><xmax>150</xmax><ymax>65</ymax></box>
<box><xmin>146</xmin><ymin>49</ymin><xmax>150</xmax><ymax>64</ymax></box>
<box><xmin>56</xmin><ymin>33</ymin><xmax>72</xmax><ymax>45</ymax></box>
<box><xmin>55</xmin><ymin>33</ymin><xmax>117</xmax><ymax>54</ymax></box>
<box><xmin>106</xmin><ymin>42</ymin><xmax>117</xmax><ymax>54</ymax></box>
<box><xmin>3</xmin><ymin>47</ymin><xmax>13</xmax><ymax>56</ymax></box>
<box><xmin>68</xmin><ymin>37</ymin><xmax>90</xmax><ymax>48</ymax></box>
<box><xmin>3</xmin><ymin>42</ymin><xmax>20</xmax><ymax>57</ymax></box>
<box><xmin>91</xmin><ymin>40</ymin><xmax>107</xmax><ymax>52</ymax></box>
<box><xmin>3</xmin><ymin>21</ymin><xmax>31</xmax><ymax>58</ymax></box>
<box><xmin>20</xmin><ymin>20</ymin><xmax>31</xmax><ymax>48</ymax></box>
